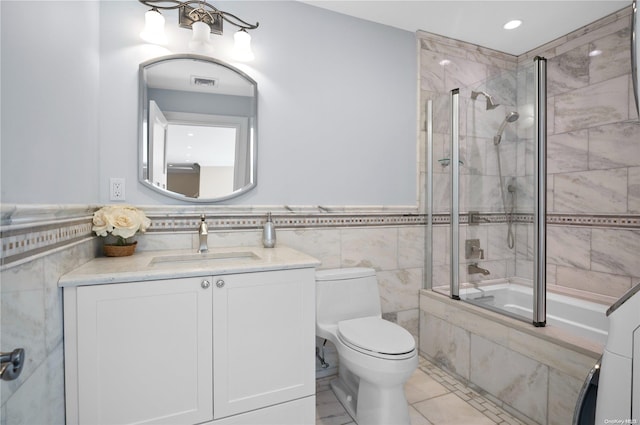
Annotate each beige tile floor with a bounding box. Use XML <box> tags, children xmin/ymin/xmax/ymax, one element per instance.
<box><xmin>316</xmin><ymin>356</ymin><xmax>527</xmax><ymax>425</ymax></box>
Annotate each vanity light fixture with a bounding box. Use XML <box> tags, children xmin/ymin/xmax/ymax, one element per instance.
<box><xmin>189</xmin><ymin>20</ymin><xmax>214</xmax><ymax>54</ymax></box>
<box><xmin>139</xmin><ymin>0</ymin><xmax>259</xmax><ymax>60</ymax></box>
<box><xmin>140</xmin><ymin>8</ymin><xmax>168</xmax><ymax>45</ymax></box>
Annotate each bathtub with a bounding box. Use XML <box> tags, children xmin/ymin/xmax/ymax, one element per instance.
<box><xmin>420</xmin><ymin>283</ymin><xmax>607</xmax><ymax>424</ymax></box>
<box><xmin>458</xmin><ymin>282</ymin><xmax>609</xmax><ymax>345</ymax></box>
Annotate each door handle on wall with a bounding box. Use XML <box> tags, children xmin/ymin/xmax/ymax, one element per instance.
<box><xmin>0</xmin><ymin>348</ymin><xmax>25</xmax><ymax>381</ymax></box>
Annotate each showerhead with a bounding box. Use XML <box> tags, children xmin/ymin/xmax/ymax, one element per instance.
<box><xmin>493</xmin><ymin>111</ymin><xmax>520</xmax><ymax>145</ymax></box>
<box><xmin>505</xmin><ymin>111</ymin><xmax>520</xmax><ymax>123</ymax></box>
<box><xmin>471</xmin><ymin>90</ymin><xmax>500</xmax><ymax>110</ymax></box>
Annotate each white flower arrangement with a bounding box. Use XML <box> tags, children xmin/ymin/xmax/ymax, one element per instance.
<box><xmin>92</xmin><ymin>205</ymin><xmax>151</xmax><ymax>245</ymax></box>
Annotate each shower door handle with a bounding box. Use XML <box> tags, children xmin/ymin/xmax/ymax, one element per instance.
<box><xmin>0</xmin><ymin>348</ymin><xmax>25</xmax><ymax>381</ymax></box>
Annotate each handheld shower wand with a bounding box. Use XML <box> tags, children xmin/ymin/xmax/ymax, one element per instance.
<box><xmin>493</xmin><ymin>111</ymin><xmax>520</xmax><ymax>249</ymax></box>
<box><xmin>493</xmin><ymin>111</ymin><xmax>520</xmax><ymax>145</ymax></box>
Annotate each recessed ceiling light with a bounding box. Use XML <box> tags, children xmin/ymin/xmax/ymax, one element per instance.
<box><xmin>589</xmin><ymin>49</ymin><xmax>602</xmax><ymax>57</ymax></box>
<box><xmin>439</xmin><ymin>59</ymin><xmax>451</xmax><ymax>66</ymax></box>
<box><xmin>503</xmin><ymin>20</ymin><xmax>522</xmax><ymax>30</ymax></box>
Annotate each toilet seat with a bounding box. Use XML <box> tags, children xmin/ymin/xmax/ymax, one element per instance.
<box><xmin>337</xmin><ymin>316</ymin><xmax>416</xmax><ymax>360</ymax></box>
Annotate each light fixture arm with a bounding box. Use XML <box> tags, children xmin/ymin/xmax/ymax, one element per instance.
<box><xmin>139</xmin><ymin>0</ymin><xmax>259</xmax><ymax>34</ymax></box>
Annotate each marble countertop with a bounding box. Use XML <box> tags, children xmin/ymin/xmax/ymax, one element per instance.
<box><xmin>58</xmin><ymin>246</ymin><xmax>321</xmax><ymax>287</ymax></box>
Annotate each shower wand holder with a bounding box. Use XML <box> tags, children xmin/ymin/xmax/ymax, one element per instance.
<box><xmin>438</xmin><ymin>158</ymin><xmax>464</xmax><ymax>167</ymax></box>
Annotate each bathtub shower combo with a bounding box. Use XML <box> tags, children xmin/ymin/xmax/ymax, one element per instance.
<box><xmin>426</xmin><ymin>57</ymin><xmax>554</xmax><ymax>326</ymax></box>
<box><xmin>422</xmin><ymin>57</ymin><xmax>621</xmax><ymax>423</ymax></box>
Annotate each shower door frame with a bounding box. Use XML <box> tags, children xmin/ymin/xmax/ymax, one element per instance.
<box><xmin>432</xmin><ymin>57</ymin><xmax>548</xmax><ymax>327</ymax></box>
<box><xmin>533</xmin><ymin>56</ymin><xmax>547</xmax><ymax>327</ymax></box>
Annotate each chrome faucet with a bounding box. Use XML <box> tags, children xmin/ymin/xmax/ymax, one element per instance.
<box><xmin>198</xmin><ymin>214</ymin><xmax>208</xmax><ymax>253</ymax></box>
<box><xmin>468</xmin><ymin>263</ymin><xmax>490</xmax><ymax>276</ymax></box>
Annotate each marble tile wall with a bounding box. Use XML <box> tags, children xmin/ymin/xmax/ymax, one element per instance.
<box><xmin>418</xmin><ymin>30</ymin><xmax>523</xmax><ymax>289</ymax></box>
<box><xmin>524</xmin><ymin>7</ymin><xmax>640</xmax><ymax>299</ymax></box>
<box><xmin>0</xmin><ymin>239</ymin><xmax>99</xmax><ymax>424</ymax></box>
<box><xmin>422</xmin><ymin>6</ymin><xmax>640</xmax><ymax>302</ymax></box>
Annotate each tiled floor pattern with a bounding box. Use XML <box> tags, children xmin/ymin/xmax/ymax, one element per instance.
<box><xmin>316</xmin><ymin>356</ymin><xmax>527</xmax><ymax>425</ymax></box>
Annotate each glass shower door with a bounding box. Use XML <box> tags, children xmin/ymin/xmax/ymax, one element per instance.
<box><xmin>428</xmin><ymin>57</ymin><xmax>547</xmax><ymax>326</ymax></box>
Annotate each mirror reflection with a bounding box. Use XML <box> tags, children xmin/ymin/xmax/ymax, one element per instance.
<box><xmin>139</xmin><ymin>54</ymin><xmax>257</xmax><ymax>202</ymax></box>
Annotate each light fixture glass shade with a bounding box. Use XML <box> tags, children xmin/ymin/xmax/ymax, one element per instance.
<box><xmin>189</xmin><ymin>21</ymin><xmax>214</xmax><ymax>54</ymax></box>
<box><xmin>140</xmin><ymin>9</ymin><xmax>168</xmax><ymax>45</ymax></box>
<box><xmin>233</xmin><ymin>29</ymin><xmax>255</xmax><ymax>61</ymax></box>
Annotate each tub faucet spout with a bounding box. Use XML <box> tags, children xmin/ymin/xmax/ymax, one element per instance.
<box><xmin>468</xmin><ymin>263</ymin><xmax>490</xmax><ymax>276</ymax></box>
<box><xmin>198</xmin><ymin>214</ymin><xmax>208</xmax><ymax>253</ymax></box>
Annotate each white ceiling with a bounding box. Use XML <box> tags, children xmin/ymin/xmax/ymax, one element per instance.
<box><xmin>301</xmin><ymin>0</ymin><xmax>631</xmax><ymax>55</ymax></box>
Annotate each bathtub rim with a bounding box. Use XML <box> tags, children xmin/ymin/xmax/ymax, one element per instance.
<box><xmin>433</xmin><ymin>276</ymin><xmax>618</xmax><ymax>307</ymax></box>
<box><xmin>420</xmin><ymin>288</ymin><xmax>603</xmax><ymax>361</ymax></box>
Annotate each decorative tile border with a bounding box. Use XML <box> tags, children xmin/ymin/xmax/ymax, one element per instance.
<box><xmin>1</xmin><ymin>219</ymin><xmax>94</xmax><ymax>267</ymax></box>
<box><xmin>0</xmin><ymin>208</ymin><xmax>425</xmax><ymax>267</ymax></box>
<box><xmin>547</xmin><ymin>214</ymin><xmax>640</xmax><ymax>227</ymax></box>
<box><xmin>146</xmin><ymin>213</ymin><xmax>425</xmax><ymax>232</ymax></box>
<box><xmin>3</xmin><ymin>206</ymin><xmax>640</xmax><ymax>268</ymax></box>
<box><xmin>431</xmin><ymin>213</ymin><xmax>532</xmax><ymax>225</ymax></box>
<box><xmin>432</xmin><ymin>213</ymin><xmax>640</xmax><ymax>229</ymax></box>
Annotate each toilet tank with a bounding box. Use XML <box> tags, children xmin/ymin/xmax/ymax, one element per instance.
<box><xmin>316</xmin><ymin>268</ymin><xmax>382</xmax><ymax>326</ymax></box>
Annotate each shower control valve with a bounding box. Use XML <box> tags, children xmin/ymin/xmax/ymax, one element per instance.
<box><xmin>465</xmin><ymin>239</ymin><xmax>484</xmax><ymax>260</ymax></box>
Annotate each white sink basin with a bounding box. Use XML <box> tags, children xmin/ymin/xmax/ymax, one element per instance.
<box><xmin>150</xmin><ymin>251</ymin><xmax>259</xmax><ymax>265</ymax></box>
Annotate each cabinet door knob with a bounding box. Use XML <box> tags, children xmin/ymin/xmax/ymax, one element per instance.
<box><xmin>201</xmin><ymin>280</ymin><xmax>211</xmax><ymax>289</ymax></box>
<box><xmin>216</xmin><ymin>279</ymin><xmax>225</xmax><ymax>288</ymax></box>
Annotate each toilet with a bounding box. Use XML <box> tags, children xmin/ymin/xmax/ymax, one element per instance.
<box><xmin>316</xmin><ymin>268</ymin><xmax>418</xmax><ymax>425</ymax></box>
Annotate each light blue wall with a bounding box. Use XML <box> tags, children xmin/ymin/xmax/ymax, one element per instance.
<box><xmin>2</xmin><ymin>0</ymin><xmax>417</xmax><ymax>206</ymax></box>
<box><xmin>1</xmin><ymin>0</ymin><xmax>100</xmax><ymax>204</ymax></box>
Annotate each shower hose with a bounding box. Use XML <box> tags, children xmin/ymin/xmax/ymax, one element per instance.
<box><xmin>495</xmin><ymin>144</ymin><xmax>515</xmax><ymax>249</ymax></box>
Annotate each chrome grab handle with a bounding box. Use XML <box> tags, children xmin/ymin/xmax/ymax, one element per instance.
<box><xmin>0</xmin><ymin>348</ymin><xmax>25</xmax><ymax>381</ymax></box>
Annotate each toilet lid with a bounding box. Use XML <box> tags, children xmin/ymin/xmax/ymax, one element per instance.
<box><xmin>337</xmin><ymin>316</ymin><xmax>416</xmax><ymax>357</ymax></box>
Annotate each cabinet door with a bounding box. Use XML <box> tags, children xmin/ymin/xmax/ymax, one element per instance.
<box><xmin>75</xmin><ymin>277</ymin><xmax>213</xmax><ymax>425</ymax></box>
<box><xmin>213</xmin><ymin>268</ymin><xmax>315</xmax><ymax>419</ymax></box>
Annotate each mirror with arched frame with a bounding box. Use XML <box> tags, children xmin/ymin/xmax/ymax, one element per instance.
<box><xmin>139</xmin><ymin>54</ymin><xmax>257</xmax><ymax>202</ymax></box>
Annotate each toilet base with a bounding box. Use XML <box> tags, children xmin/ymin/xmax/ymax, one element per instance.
<box><xmin>330</xmin><ymin>378</ymin><xmax>358</xmax><ymax>420</ymax></box>
<box><xmin>330</xmin><ymin>374</ymin><xmax>411</xmax><ymax>425</ymax></box>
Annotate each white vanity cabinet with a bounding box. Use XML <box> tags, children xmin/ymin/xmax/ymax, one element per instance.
<box><xmin>64</xmin><ymin>277</ymin><xmax>214</xmax><ymax>425</ymax></box>
<box><xmin>212</xmin><ymin>269</ymin><xmax>315</xmax><ymax>420</ymax></box>
<box><xmin>61</xmin><ymin>248</ymin><xmax>318</xmax><ymax>425</ymax></box>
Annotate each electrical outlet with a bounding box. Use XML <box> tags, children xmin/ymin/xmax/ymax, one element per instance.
<box><xmin>110</xmin><ymin>178</ymin><xmax>126</xmax><ymax>201</ymax></box>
